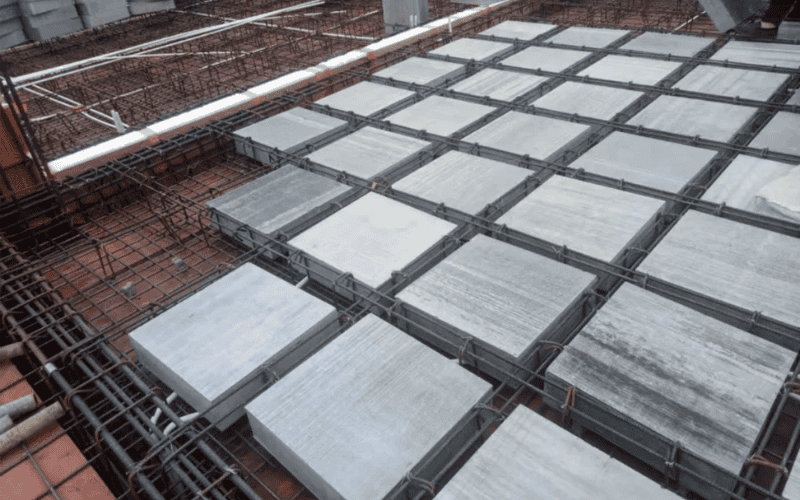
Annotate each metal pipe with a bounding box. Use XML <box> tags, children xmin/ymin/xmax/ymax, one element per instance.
<box><xmin>0</xmin><ymin>394</ymin><xmax>38</xmax><ymax>419</ymax></box>
<box><xmin>0</xmin><ymin>415</ymin><xmax>12</xmax><ymax>434</ymax></box>
<box><xmin>0</xmin><ymin>402</ymin><xmax>64</xmax><ymax>457</ymax></box>
<box><xmin>0</xmin><ymin>342</ymin><xmax>24</xmax><ymax>361</ymax></box>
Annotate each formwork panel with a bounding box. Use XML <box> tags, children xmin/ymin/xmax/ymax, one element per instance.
<box><xmin>305</xmin><ymin>127</ymin><xmax>431</xmax><ymax>179</ymax></box>
<box><xmin>748</xmin><ymin>112</ymin><xmax>800</xmax><ymax>157</ymax></box>
<box><xmin>373</xmin><ymin>56</ymin><xmax>465</xmax><ymax>86</ymax></box>
<box><xmin>316</xmin><ymin>82</ymin><xmax>415</xmax><ymax>116</ymax></box>
<box><xmin>245</xmin><ymin>313</ymin><xmax>491</xmax><ymax>500</ymax></box>
<box><xmin>569</xmin><ymin>132</ymin><xmax>717</xmax><ymax>192</ymax></box>
<box><xmin>674</xmin><ymin>65</ymin><xmax>789</xmax><ymax>101</ymax></box>
<box><xmin>463</xmin><ymin>112</ymin><xmax>591</xmax><ymax>161</ymax></box>
<box><xmin>618</xmin><ymin>32</ymin><xmax>714</xmax><ymax>57</ymax></box>
<box><xmin>429</xmin><ymin>38</ymin><xmax>512</xmax><ymax>62</ymax></box>
<box><xmin>233</xmin><ymin>108</ymin><xmax>348</xmax><ymax>163</ymax></box>
<box><xmin>434</xmin><ymin>406</ymin><xmax>683</xmax><ymax>500</ymax></box>
<box><xmin>448</xmin><ymin>69</ymin><xmax>549</xmax><ymax>101</ymax></box>
<box><xmin>500</xmin><ymin>46</ymin><xmax>592</xmax><ymax>73</ymax></box>
<box><xmin>397</xmin><ymin>234</ymin><xmax>595</xmax><ymax>358</ymax></box>
<box><xmin>479</xmin><ymin>20</ymin><xmax>556</xmax><ymax>40</ymax></box>
<box><xmin>576</xmin><ymin>55</ymin><xmax>683</xmax><ymax>86</ymax></box>
<box><xmin>529</xmin><ymin>82</ymin><xmax>643</xmax><ymax>120</ymax></box>
<box><xmin>130</xmin><ymin>263</ymin><xmax>339</xmax><ymax>430</ymax></box>
<box><xmin>546</xmin><ymin>283</ymin><xmax>793</xmax><ymax>478</ymax></box>
<box><xmin>638</xmin><ymin>210</ymin><xmax>800</xmax><ymax>329</ymax></box>
<box><xmin>628</xmin><ymin>96</ymin><xmax>757</xmax><ymax>142</ymax></box>
<box><xmin>495</xmin><ymin>176</ymin><xmax>665</xmax><ymax>262</ymax></box>
<box><xmin>710</xmin><ymin>41</ymin><xmax>800</xmax><ymax>69</ymax></box>
<box><xmin>289</xmin><ymin>193</ymin><xmax>457</xmax><ymax>288</ymax></box>
<box><xmin>385</xmin><ymin>96</ymin><xmax>496</xmax><ymax>136</ymax></box>
<box><xmin>545</xmin><ymin>26</ymin><xmax>630</xmax><ymax>48</ymax></box>
<box><xmin>391</xmin><ymin>151</ymin><xmax>530</xmax><ymax>214</ymax></box>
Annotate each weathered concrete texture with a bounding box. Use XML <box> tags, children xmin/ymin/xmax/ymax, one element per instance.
<box><xmin>753</xmin><ymin>166</ymin><xmax>800</xmax><ymax>222</ymax></box>
<box><xmin>392</xmin><ymin>151</ymin><xmax>530</xmax><ymax>214</ymax></box>
<box><xmin>463</xmin><ymin>111</ymin><xmax>591</xmax><ymax>160</ymax></box>
<box><xmin>496</xmin><ymin>175</ymin><xmax>664</xmax><ymax>262</ymax></box>
<box><xmin>128</xmin><ymin>0</ymin><xmax>175</xmax><ymax>15</ymax></box>
<box><xmin>778</xmin><ymin>21</ymin><xmax>800</xmax><ymax>41</ymax></box>
<box><xmin>305</xmin><ymin>126</ymin><xmax>430</xmax><ymax>179</ymax></box>
<box><xmin>434</xmin><ymin>405</ymin><xmax>684</xmax><ymax>500</ymax></box>
<box><xmin>545</xmin><ymin>26</ymin><xmax>630</xmax><ymax>48</ymax></box>
<box><xmin>316</xmin><ymin>81</ymin><xmax>414</xmax><ymax>116</ymax></box>
<box><xmin>619</xmin><ymin>32</ymin><xmax>713</xmax><ymax>57</ymax></box>
<box><xmin>448</xmin><ymin>69</ymin><xmax>549</xmax><ymax>101</ymax></box>
<box><xmin>628</xmin><ymin>96</ymin><xmax>757</xmax><ymax>143</ymax></box>
<box><xmin>382</xmin><ymin>0</ymin><xmax>427</xmax><ymax>33</ymax></box>
<box><xmin>130</xmin><ymin>263</ymin><xmax>338</xmax><ymax>430</ymax></box>
<box><xmin>429</xmin><ymin>38</ymin><xmax>511</xmax><ymax>62</ymax></box>
<box><xmin>397</xmin><ymin>234</ymin><xmax>595</xmax><ymax>358</ymax></box>
<box><xmin>783</xmin><ymin>471</ymin><xmax>800</xmax><ymax>500</ymax></box>
<box><xmin>788</xmin><ymin>91</ymin><xmax>800</xmax><ymax>106</ymax></box>
<box><xmin>246</xmin><ymin>313</ymin><xmax>491</xmax><ymax>500</ymax></box>
<box><xmin>748</xmin><ymin>112</ymin><xmax>800</xmax><ymax>157</ymax></box>
<box><xmin>385</xmin><ymin>96</ymin><xmax>495</xmax><ymax>136</ymax></box>
<box><xmin>674</xmin><ymin>65</ymin><xmax>789</xmax><ymax>101</ymax></box>
<box><xmin>530</xmin><ymin>82</ymin><xmax>643</xmax><ymax>120</ymax></box>
<box><xmin>233</xmin><ymin>107</ymin><xmax>348</xmax><ymax>163</ymax></box>
<box><xmin>20</xmin><ymin>2</ymin><xmax>83</xmax><ymax>41</ymax></box>
<box><xmin>479</xmin><ymin>20</ymin><xmax>555</xmax><ymax>40</ymax></box>
<box><xmin>501</xmin><ymin>46</ymin><xmax>592</xmax><ymax>73</ymax></box>
<box><xmin>710</xmin><ymin>40</ymin><xmax>800</xmax><ymax>69</ymax></box>
<box><xmin>75</xmin><ymin>0</ymin><xmax>129</xmax><ymax>28</ymax></box>
<box><xmin>289</xmin><ymin>193</ymin><xmax>457</xmax><ymax>288</ymax></box>
<box><xmin>0</xmin><ymin>19</ymin><xmax>26</xmax><ymax>50</ymax></box>
<box><xmin>697</xmin><ymin>0</ymin><xmax>761</xmax><ymax>33</ymax></box>
<box><xmin>547</xmin><ymin>283</ymin><xmax>794</xmax><ymax>476</ymax></box>
<box><xmin>373</xmin><ymin>56</ymin><xmax>465</xmax><ymax>86</ymax></box>
<box><xmin>638</xmin><ymin>209</ymin><xmax>800</xmax><ymax>329</ymax></box>
<box><xmin>207</xmin><ymin>165</ymin><xmax>350</xmax><ymax>236</ymax></box>
<box><xmin>570</xmin><ymin>132</ymin><xmax>717</xmax><ymax>192</ymax></box>
<box><xmin>576</xmin><ymin>55</ymin><xmax>682</xmax><ymax>86</ymax></box>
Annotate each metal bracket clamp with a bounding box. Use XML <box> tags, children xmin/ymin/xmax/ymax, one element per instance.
<box><xmin>457</xmin><ymin>337</ymin><xmax>473</xmax><ymax>366</ymax></box>
<box><xmin>474</xmin><ymin>403</ymin><xmax>505</xmax><ymax>422</ymax></box>
<box><xmin>405</xmin><ymin>472</ymin><xmax>435</xmax><ymax>495</ymax></box>
<box><xmin>665</xmin><ymin>440</ymin><xmax>681</xmax><ymax>483</ymax></box>
<box><xmin>260</xmin><ymin>364</ymin><xmax>279</xmax><ymax>385</ymax></box>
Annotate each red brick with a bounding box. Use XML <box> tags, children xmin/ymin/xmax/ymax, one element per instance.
<box><xmin>0</xmin><ymin>460</ymin><xmax>47</xmax><ymax>500</ymax></box>
<box><xmin>55</xmin><ymin>467</ymin><xmax>115</xmax><ymax>500</ymax></box>
<box><xmin>33</xmin><ymin>435</ymin><xmax>87</xmax><ymax>486</ymax></box>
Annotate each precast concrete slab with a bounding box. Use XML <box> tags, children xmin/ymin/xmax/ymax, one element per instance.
<box><xmin>316</xmin><ymin>81</ymin><xmax>415</xmax><ymax>116</ymax></box>
<box><xmin>748</xmin><ymin>112</ymin><xmax>800</xmax><ymax>157</ymax></box>
<box><xmin>778</xmin><ymin>21</ymin><xmax>800</xmax><ymax>41</ymax></box>
<box><xmin>385</xmin><ymin>96</ymin><xmax>496</xmax><ymax>137</ymax></box>
<box><xmin>788</xmin><ymin>91</ymin><xmax>800</xmax><ymax>106</ymax></box>
<box><xmin>576</xmin><ymin>55</ymin><xmax>683</xmax><ymax>86</ymax></box>
<box><xmin>784</xmin><ymin>472</ymin><xmax>800</xmax><ymax>500</ymax></box>
<box><xmin>373</xmin><ymin>56</ymin><xmax>465</xmax><ymax>86</ymax></box>
<box><xmin>710</xmin><ymin>40</ymin><xmax>800</xmax><ymax>69</ymax></box>
<box><xmin>674</xmin><ymin>65</ymin><xmax>789</xmax><ymax>101</ymax></box>
<box><xmin>449</xmin><ymin>69</ymin><xmax>549</xmax><ymax>101</ymax></box>
<box><xmin>529</xmin><ymin>82</ymin><xmax>643</xmax><ymax>120</ymax></box>
<box><xmin>545</xmin><ymin>26</ymin><xmax>630</xmax><ymax>48</ymax></box>
<box><xmin>500</xmin><ymin>46</ymin><xmax>592</xmax><ymax>73</ymax></box>
<box><xmin>245</xmin><ymin>313</ymin><xmax>491</xmax><ymax>500</ymax></box>
<box><xmin>618</xmin><ymin>32</ymin><xmax>714</xmax><ymax>57</ymax></box>
<box><xmin>479</xmin><ymin>20</ymin><xmax>556</xmax><ymax>40</ymax></box>
<box><xmin>429</xmin><ymin>38</ymin><xmax>512</xmax><ymax>62</ymax></box>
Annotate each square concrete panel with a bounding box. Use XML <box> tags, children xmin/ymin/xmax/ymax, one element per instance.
<box><xmin>305</xmin><ymin>127</ymin><xmax>430</xmax><ymax>179</ymax></box>
<box><xmin>545</xmin><ymin>26</ymin><xmax>630</xmax><ymax>48</ymax></box>
<box><xmin>233</xmin><ymin>108</ymin><xmax>348</xmax><ymax>163</ymax></box>
<box><xmin>289</xmin><ymin>193</ymin><xmax>457</xmax><ymax>288</ymax></box>
<box><xmin>397</xmin><ymin>234</ymin><xmax>595</xmax><ymax>358</ymax></box>
<box><xmin>629</xmin><ymin>96</ymin><xmax>757</xmax><ymax>142</ymax></box>
<box><xmin>787</xmin><ymin>91</ymin><xmax>800</xmax><ymax>106</ymax></box>
<box><xmin>434</xmin><ymin>406</ymin><xmax>684</xmax><ymax>500</ymax></box>
<box><xmin>619</xmin><ymin>32</ymin><xmax>713</xmax><ymax>57</ymax></box>
<box><xmin>569</xmin><ymin>132</ymin><xmax>717</xmax><ymax>192</ymax></box>
<box><xmin>429</xmin><ymin>38</ymin><xmax>511</xmax><ymax>62</ymax></box>
<box><xmin>638</xmin><ymin>210</ymin><xmax>800</xmax><ymax>329</ymax></box>
<box><xmin>674</xmin><ymin>65</ymin><xmax>788</xmax><ymax>101</ymax></box>
<box><xmin>316</xmin><ymin>81</ymin><xmax>414</xmax><ymax>116</ymax></box>
<box><xmin>246</xmin><ymin>313</ymin><xmax>491</xmax><ymax>500</ymax></box>
<box><xmin>207</xmin><ymin>166</ymin><xmax>350</xmax><ymax>238</ymax></box>
<box><xmin>784</xmin><ymin>473</ymin><xmax>800</xmax><ymax>500</ymax></box>
<box><xmin>385</xmin><ymin>96</ymin><xmax>495</xmax><ymax>137</ymax></box>
<box><xmin>479</xmin><ymin>20</ymin><xmax>555</xmax><ymax>40</ymax></box>
<box><xmin>463</xmin><ymin>111</ymin><xmax>591</xmax><ymax>160</ymax></box>
<box><xmin>749</xmin><ymin>112</ymin><xmax>800</xmax><ymax>157</ymax></box>
<box><xmin>710</xmin><ymin>40</ymin><xmax>800</xmax><ymax>69</ymax></box>
<box><xmin>130</xmin><ymin>263</ymin><xmax>338</xmax><ymax>430</ymax></box>
<box><xmin>501</xmin><ymin>46</ymin><xmax>592</xmax><ymax>73</ymax></box>
<box><xmin>373</xmin><ymin>56</ymin><xmax>465</xmax><ymax>86</ymax></box>
<box><xmin>547</xmin><ymin>283</ymin><xmax>794</xmax><ymax>476</ymax></box>
<box><xmin>449</xmin><ymin>69</ymin><xmax>549</xmax><ymax>101</ymax></box>
<box><xmin>576</xmin><ymin>55</ymin><xmax>682</xmax><ymax>86</ymax></box>
<box><xmin>530</xmin><ymin>82</ymin><xmax>643</xmax><ymax>120</ymax></box>
<box><xmin>392</xmin><ymin>151</ymin><xmax>530</xmax><ymax>214</ymax></box>
<box><xmin>495</xmin><ymin>176</ymin><xmax>665</xmax><ymax>262</ymax></box>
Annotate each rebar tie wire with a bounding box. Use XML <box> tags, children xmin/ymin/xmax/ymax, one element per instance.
<box><xmin>561</xmin><ymin>386</ymin><xmax>577</xmax><ymax>425</ymax></box>
<box><xmin>748</xmin><ymin>454</ymin><xmax>788</xmax><ymax>476</ymax></box>
<box><xmin>405</xmin><ymin>472</ymin><xmax>436</xmax><ymax>496</ymax></box>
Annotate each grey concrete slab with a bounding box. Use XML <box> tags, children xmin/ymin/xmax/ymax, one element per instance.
<box><xmin>697</xmin><ymin>0</ymin><xmax>761</xmax><ymax>33</ymax></box>
<box><xmin>305</xmin><ymin>126</ymin><xmax>430</xmax><ymax>179</ymax></box>
<box><xmin>207</xmin><ymin>165</ymin><xmax>350</xmax><ymax>238</ymax></box>
<box><xmin>783</xmin><ymin>472</ymin><xmax>800</xmax><ymax>500</ymax></box>
<box><xmin>0</xmin><ymin>3</ymin><xmax>20</xmax><ymax>22</ymax></box>
<box><xmin>628</xmin><ymin>95</ymin><xmax>757</xmax><ymax>142</ymax></box>
<box><xmin>501</xmin><ymin>46</ymin><xmax>592</xmax><ymax>73</ymax></box>
<box><xmin>0</xmin><ymin>28</ymin><xmax>25</xmax><ymax>50</ymax></box>
<box><xmin>710</xmin><ymin>40</ymin><xmax>800</xmax><ymax>69</ymax></box>
<box><xmin>382</xmin><ymin>0</ymin><xmax>426</xmax><ymax>33</ymax></box>
<box><xmin>530</xmin><ymin>82</ymin><xmax>643</xmax><ymax>120</ymax></box>
<box><xmin>246</xmin><ymin>313</ymin><xmax>491</xmax><ymax>500</ymax></box>
<box><xmin>128</xmin><ymin>0</ymin><xmax>175</xmax><ymax>15</ymax></box>
<box><xmin>638</xmin><ymin>209</ymin><xmax>800</xmax><ymax>328</ymax></box>
<box><xmin>778</xmin><ymin>21</ymin><xmax>800</xmax><ymax>41</ymax></box>
<box><xmin>749</xmin><ymin>112</ymin><xmax>800</xmax><ymax>156</ymax></box>
<box><xmin>547</xmin><ymin>282</ymin><xmax>794</xmax><ymax>476</ymax></box>
<box><xmin>397</xmin><ymin>234</ymin><xmax>595</xmax><ymax>358</ymax></box>
<box><xmin>448</xmin><ymin>69</ymin><xmax>549</xmax><ymax>101</ymax></box>
<box><xmin>385</xmin><ymin>96</ymin><xmax>495</xmax><ymax>137</ymax></box>
<box><xmin>788</xmin><ymin>91</ymin><xmax>800</xmax><ymax>106</ymax></box>
<box><xmin>545</xmin><ymin>26</ymin><xmax>630</xmax><ymax>48</ymax></box>
<box><xmin>435</xmin><ymin>405</ymin><xmax>684</xmax><ymax>500</ymax></box>
<box><xmin>233</xmin><ymin>108</ymin><xmax>348</xmax><ymax>163</ymax></box>
<box><xmin>316</xmin><ymin>81</ymin><xmax>414</xmax><ymax>116</ymax></box>
<box><xmin>391</xmin><ymin>151</ymin><xmax>530</xmax><ymax>214</ymax></box>
<box><xmin>619</xmin><ymin>32</ymin><xmax>714</xmax><ymax>57</ymax></box>
<box><xmin>373</xmin><ymin>56</ymin><xmax>465</xmax><ymax>86</ymax></box>
<box><xmin>289</xmin><ymin>193</ymin><xmax>457</xmax><ymax>288</ymax></box>
<box><xmin>22</xmin><ymin>15</ymin><xmax>82</xmax><ymax>40</ymax></box>
<box><xmin>479</xmin><ymin>20</ymin><xmax>555</xmax><ymax>40</ymax></box>
<box><xmin>576</xmin><ymin>55</ymin><xmax>682</xmax><ymax>86</ymax></box>
<box><xmin>20</xmin><ymin>4</ymin><xmax>77</xmax><ymax>24</ymax></box>
<box><xmin>755</xmin><ymin>166</ymin><xmax>800</xmax><ymax>222</ymax></box>
<box><xmin>429</xmin><ymin>38</ymin><xmax>511</xmax><ymax>62</ymax></box>
<box><xmin>130</xmin><ymin>263</ymin><xmax>338</xmax><ymax>430</ymax></box>
<box><xmin>463</xmin><ymin>111</ymin><xmax>591</xmax><ymax>160</ymax></box>
<box><xmin>496</xmin><ymin>175</ymin><xmax>665</xmax><ymax>262</ymax></box>
<box><xmin>674</xmin><ymin>65</ymin><xmax>789</xmax><ymax>101</ymax></box>
<box><xmin>570</xmin><ymin>132</ymin><xmax>717</xmax><ymax>192</ymax></box>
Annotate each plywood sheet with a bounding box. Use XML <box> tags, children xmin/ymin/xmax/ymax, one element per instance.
<box><xmin>449</xmin><ymin>69</ymin><xmax>549</xmax><ymax>101</ymax></box>
<box><xmin>674</xmin><ymin>65</ymin><xmax>789</xmax><ymax>101</ymax></box>
<box><xmin>429</xmin><ymin>38</ymin><xmax>511</xmax><ymax>62</ymax></box>
<box><xmin>748</xmin><ymin>112</ymin><xmax>800</xmax><ymax>157</ymax></box>
<box><xmin>501</xmin><ymin>46</ymin><xmax>592</xmax><ymax>73</ymax></box>
<box><xmin>316</xmin><ymin>81</ymin><xmax>414</xmax><ymax>116</ymax></box>
<box><xmin>373</xmin><ymin>56</ymin><xmax>465</xmax><ymax>86</ymax></box>
<box><xmin>545</xmin><ymin>26</ymin><xmax>630</xmax><ymax>48</ymax></box>
<box><xmin>576</xmin><ymin>55</ymin><xmax>682</xmax><ymax>86</ymax></box>
<box><xmin>530</xmin><ymin>82</ymin><xmax>643</xmax><ymax>120</ymax></box>
<box><xmin>619</xmin><ymin>32</ymin><xmax>713</xmax><ymax>57</ymax></box>
<box><xmin>385</xmin><ymin>96</ymin><xmax>495</xmax><ymax>136</ymax></box>
<box><xmin>710</xmin><ymin>40</ymin><xmax>800</xmax><ymax>69</ymax></box>
<box><xmin>479</xmin><ymin>21</ymin><xmax>555</xmax><ymax>40</ymax></box>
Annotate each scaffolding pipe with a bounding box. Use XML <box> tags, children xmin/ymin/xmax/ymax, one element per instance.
<box><xmin>0</xmin><ymin>402</ymin><xmax>64</xmax><ymax>457</ymax></box>
<box><xmin>0</xmin><ymin>342</ymin><xmax>24</xmax><ymax>361</ymax></box>
<box><xmin>0</xmin><ymin>394</ymin><xmax>38</xmax><ymax>419</ymax></box>
<box><xmin>0</xmin><ymin>415</ymin><xmax>11</xmax><ymax>434</ymax></box>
